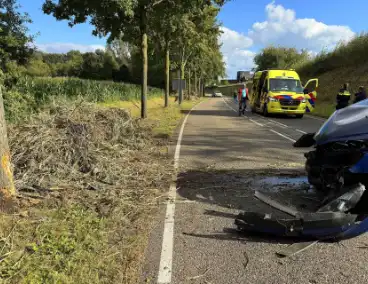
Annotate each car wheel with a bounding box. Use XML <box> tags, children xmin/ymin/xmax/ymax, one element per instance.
<box><xmin>296</xmin><ymin>114</ymin><xmax>304</xmax><ymax>119</ymax></box>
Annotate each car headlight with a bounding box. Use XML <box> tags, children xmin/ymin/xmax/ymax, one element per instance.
<box><xmin>302</xmin><ymin>99</ymin><xmax>306</xmax><ymax>103</ymax></box>
<box><xmin>268</xmin><ymin>97</ymin><xmax>278</xmax><ymax>102</ymax></box>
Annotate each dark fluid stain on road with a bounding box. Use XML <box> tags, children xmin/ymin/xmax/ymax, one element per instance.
<box><xmin>254</xmin><ymin>176</ymin><xmax>310</xmax><ymax>192</ymax></box>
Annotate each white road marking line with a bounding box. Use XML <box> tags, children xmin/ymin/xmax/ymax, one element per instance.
<box><xmin>249</xmin><ymin>118</ymin><xmax>264</xmax><ymax>127</ymax></box>
<box><xmin>267</xmin><ymin>119</ymin><xmax>288</xmax><ymax>128</ymax></box>
<box><xmin>157</xmin><ymin>101</ymin><xmax>202</xmax><ymax>284</ymax></box>
<box><xmin>223</xmin><ymin>99</ymin><xmax>237</xmax><ymax>112</ymax></box>
<box><xmin>222</xmin><ymin>98</ymin><xmax>264</xmax><ymax>126</ymax></box>
<box><xmin>296</xmin><ymin>129</ymin><xmax>307</xmax><ymax>134</ymax></box>
<box><xmin>305</xmin><ymin>114</ymin><xmax>326</xmax><ymax>121</ymax></box>
<box><xmin>270</xmin><ymin>129</ymin><xmax>296</xmax><ymax>142</ymax></box>
<box><xmin>223</xmin><ymin>97</ymin><xmax>299</xmax><ymax>142</ymax></box>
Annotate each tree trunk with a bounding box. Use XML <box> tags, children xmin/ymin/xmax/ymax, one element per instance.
<box><xmin>201</xmin><ymin>79</ymin><xmax>205</xmax><ymax>97</ymax></box>
<box><xmin>194</xmin><ymin>71</ymin><xmax>197</xmax><ymax>96</ymax></box>
<box><xmin>188</xmin><ymin>69</ymin><xmax>191</xmax><ymax>97</ymax></box>
<box><xmin>198</xmin><ymin>77</ymin><xmax>202</xmax><ymax>96</ymax></box>
<box><xmin>0</xmin><ymin>88</ymin><xmax>15</xmax><ymax>211</ymax></box>
<box><xmin>179</xmin><ymin>61</ymin><xmax>185</xmax><ymax>104</ymax></box>
<box><xmin>140</xmin><ymin>8</ymin><xmax>148</xmax><ymax>118</ymax></box>
<box><xmin>165</xmin><ymin>44</ymin><xmax>170</xmax><ymax>108</ymax></box>
<box><xmin>178</xmin><ymin>67</ymin><xmax>182</xmax><ymax>105</ymax></box>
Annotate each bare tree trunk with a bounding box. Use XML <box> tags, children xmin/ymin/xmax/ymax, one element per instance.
<box><xmin>0</xmin><ymin>88</ymin><xmax>15</xmax><ymax>211</ymax></box>
<box><xmin>202</xmin><ymin>79</ymin><xmax>205</xmax><ymax>97</ymax></box>
<box><xmin>165</xmin><ymin>44</ymin><xmax>170</xmax><ymax>108</ymax></box>
<box><xmin>179</xmin><ymin>61</ymin><xmax>185</xmax><ymax>104</ymax></box>
<box><xmin>188</xmin><ymin>69</ymin><xmax>192</xmax><ymax>97</ymax></box>
<box><xmin>199</xmin><ymin>77</ymin><xmax>202</xmax><ymax>96</ymax></box>
<box><xmin>194</xmin><ymin>71</ymin><xmax>197</xmax><ymax>96</ymax></box>
<box><xmin>140</xmin><ymin>8</ymin><xmax>148</xmax><ymax>118</ymax></box>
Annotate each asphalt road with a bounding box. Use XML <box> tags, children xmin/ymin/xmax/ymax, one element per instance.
<box><xmin>142</xmin><ymin>98</ymin><xmax>368</xmax><ymax>284</ymax></box>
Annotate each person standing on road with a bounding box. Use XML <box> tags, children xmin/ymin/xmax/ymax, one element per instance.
<box><xmin>233</xmin><ymin>90</ymin><xmax>238</xmax><ymax>103</ymax></box>
<box><xmin>336</xmin><ymin>83</ymin><xmax>351</xmax><ymax>110</ymax></box>
<box><xmin>238</xmin><ymin>84</ymin><xmax>248</xmax><ymax>115</ymax></box>
<box><xmin>353</xmin><ymin>86</ymin><xmax>367</xmax><ymax>103</ymax></box>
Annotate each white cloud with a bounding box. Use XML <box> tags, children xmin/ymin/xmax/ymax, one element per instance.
<box><xmin>36</xmin><ymin>43</ymin><xmax>105</xmax><ymax>54</ymax></box>
<box><xmin>219</xmin><ymin>27</ymin><xmax>255</xmax><ymax>78</ymax></box>
<box><xmin>248</xmin><ymin>2</ymin><xmax>355</xmax><ymax>51</ymax></box>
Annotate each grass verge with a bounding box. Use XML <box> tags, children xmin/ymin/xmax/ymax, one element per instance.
<box><xmin>1</xmin><ymin>96</ymin><xmax>203</xmax><ymax>283</ymax></box>
<box><xmin>102</xmin><ymin>96</ymin><xmax>203</xmax><ymax>139</ymax></box>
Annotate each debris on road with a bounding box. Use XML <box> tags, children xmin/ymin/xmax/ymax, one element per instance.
<box><xmin>254</xmin><ymin>190</ymin><xmax>298</xmax><ymax>216</ymax></box>
<box><xmin>235</xmin><ymin>101</ymin><xmax>368</xmax><ymax>255</ymax></box>
<box><xmin>276</xmin><ymin>241</ymin><xmax>319</xmax><ymax>258</ymax></box>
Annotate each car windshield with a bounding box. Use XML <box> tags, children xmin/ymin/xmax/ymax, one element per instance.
<box><xmin>269</xmin><ymin>79</ymin><xmax>303</xmax><ymax>93</ymax></box>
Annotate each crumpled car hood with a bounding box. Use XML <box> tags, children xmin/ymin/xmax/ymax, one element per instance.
<box><xmin>314</xmin><ymin>99</ymin><xmax>368</xmax><ymax>145</ymax></box>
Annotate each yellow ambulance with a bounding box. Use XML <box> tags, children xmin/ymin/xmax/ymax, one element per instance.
<box><xmin>250</xmin><ymin>69</ymin><xmax>318</xmax><ymax>118</ymax></box>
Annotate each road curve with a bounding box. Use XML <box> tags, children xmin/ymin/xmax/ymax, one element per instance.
<box><xmin>141</xmin><ymin>98</ymin><xmax>368</xmax><ymax>284</ymax></box>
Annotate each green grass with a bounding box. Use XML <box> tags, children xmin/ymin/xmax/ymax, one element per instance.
<box><xmin>4</xmin><ymin>77</ymin><xmax>164</xmax><ymax>122</ymax></box>
<box><xmin>289</xmin><ymin>33</ymin><xmax>368</xmax><ymax>117</ymax></box>
<box><xmin>1</xmin><ymin>96</ymin><xmax>204</xmax><ymax>284</ymax></box>
<box><xmin>101</xmin><ymin>97</ymin><xmax>204</xmax><ymax>138</ymax></box>
<box><xmin>295</xmin><ymin>33</ymin><xmax>368</xmax><ymax>78</ymax></box>
<box><xmin>311</xmin><ymin>103</ymin><xmax>336</xmax><ymax>118</ymax></box>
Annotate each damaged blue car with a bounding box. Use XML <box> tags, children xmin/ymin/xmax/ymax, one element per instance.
<box><xmin>236</xmin><ymin>100</ymin><xmax>368</xmax><ymax>243</ymax></box>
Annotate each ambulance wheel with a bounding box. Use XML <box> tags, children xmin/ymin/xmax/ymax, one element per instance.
<box><xmin>296</xmin><ymin>114</ymin><xmax>304</xmax><ymax>119</ymax></box>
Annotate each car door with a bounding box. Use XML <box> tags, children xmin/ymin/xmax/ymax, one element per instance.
<box><xmin>303</xmin><ymin>79</ymin><xmax>318</xmax><ymax>113</ymax></box>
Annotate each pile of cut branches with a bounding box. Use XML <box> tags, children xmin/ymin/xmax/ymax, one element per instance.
<box><xmin>1</xmin><ymin>102</ymin><xmax>172</xmax><ymax>283</ymax></box>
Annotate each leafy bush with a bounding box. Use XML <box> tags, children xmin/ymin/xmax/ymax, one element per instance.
<box><xmin>3</xmin><ymin>90</ymin><xmax>37</xmax><ymax>122</ymax></box>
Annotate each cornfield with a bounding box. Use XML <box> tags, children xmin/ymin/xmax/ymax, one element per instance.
<box><xmin>4</xmin><ymin>76</ymin><xmax>164</xmax><ymax>121</ymax></box>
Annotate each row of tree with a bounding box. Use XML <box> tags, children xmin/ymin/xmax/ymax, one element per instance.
<box><xmin>1</xmin><ymin>0</ymin><xmax>226</xmax><ymax>207</ymax></box>
<box><xmin>0</xmin><ymin>0</ymin><xmax>227</xmax><ymax>118</ymax></box>
<box><xmin>253</xmin><ymin>46</ymin><xmax>310</xmax><ymax>72</ymax></box>
<box><xmin>25</xmin><ymin>50</ymin><xmax>130</xmax><ymax>82</ymax></box>
<box><xmin>41</xmin><ymin>0</ymin><xmax>227</xmax><ymax>117</ymax></box>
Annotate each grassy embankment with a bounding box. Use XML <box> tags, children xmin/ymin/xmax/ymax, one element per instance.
<box><xmin>295</xmin><ymin>34</ymin><xmax>368</xmax><ymax>117</ymax></box>
<box><xmin>1</xmin><ymin>77</ymin><xmax>202</xmax><ymax>283</ymax></box>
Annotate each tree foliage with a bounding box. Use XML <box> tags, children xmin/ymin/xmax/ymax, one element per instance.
<box><xmin>42</xmin><ymin>0</ymin><xmax>228</xmax><ymax>117</ymax></box>
<box><xmin>254</xmin><ymin>46</ymin><xmax>310</xmax><ymax>71</ymax></box>
<box><xmin>0</xmin><ymin>0</ymin><xmax>35</xmax><ymax>88</ymax></box>
<box><xmin>0</xmin><ymin>0</ymin><xmax>34</xmax><ymax>67</ymax></box>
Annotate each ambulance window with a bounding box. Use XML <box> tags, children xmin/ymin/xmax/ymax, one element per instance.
<box><xmin>269</xmin><ymin>79</ymin><xmax>303</xmax><ymax>93</ymax></box>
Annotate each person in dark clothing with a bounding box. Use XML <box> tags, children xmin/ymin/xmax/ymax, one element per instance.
<box><xmin>353</xmin><ymin>86</ymin><xmax>367</xmax><ymax>103</ymax></box>
<box><xmin>336</xmin><ymin>83</ymin><xmax>351</xmax><ymax>110</ymax></box>
<box><xmin>233</xmin><ymin>90</ymin><xmax>238</xmax><ymax>103</ymax></box>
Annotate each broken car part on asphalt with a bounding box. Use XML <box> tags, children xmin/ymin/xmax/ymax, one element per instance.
<box><xmin>237</xmin><ymin>184</ymin><xmax>365</xmax><ymax>238</ymax></box>
<box><xmin>236</xmin><ymin>101</ymin><xmax>368</xmax><ymax>253</ymax></box>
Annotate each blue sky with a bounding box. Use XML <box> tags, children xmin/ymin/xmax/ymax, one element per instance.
<box><xmin>19</xmin><ymin>0</ymin><xmax>367</xmax><ymax>77</ymax></box>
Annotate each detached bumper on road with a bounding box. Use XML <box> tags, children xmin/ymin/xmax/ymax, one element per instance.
<box><xmin>235</xmin><ymin>211</ymin><xmax>358</xmax><ymax>239</ymax></box>
<box><xmin>235</xmin><ymin>184</ymin><xmax>368</xmax><ymax>241</ymax></box>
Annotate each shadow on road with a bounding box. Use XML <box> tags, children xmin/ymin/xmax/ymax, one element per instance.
<box><xmin>183</xmin><ymin>227</ymin><xmax>321</xmax><ymax>245</ymax></box>
<box><xmin>181</xmin><ymin>109</ymin><xmax>237</xmax><ymax>117</ymax></box>
<box><xmin>177</xmin><ymin>168</ymin><xmax>325</xmax><ymax>245</ymax></box>
<box><xmin>177</xmin><ymin>168</ymin><xmax>315</xmax><ymax>211</ymax></box>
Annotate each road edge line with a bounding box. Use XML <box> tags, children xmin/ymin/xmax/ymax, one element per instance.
<box><xmin>157</xmin><ymin>100</ymin><xmax>203</xmax><ymax>284</ymax></box>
